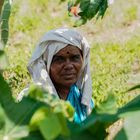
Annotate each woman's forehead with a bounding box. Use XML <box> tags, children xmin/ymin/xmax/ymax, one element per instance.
<box><xmin>55</xmin><ymin>45</ymin><xmax>82</xmax><ymax>55</ymax></box>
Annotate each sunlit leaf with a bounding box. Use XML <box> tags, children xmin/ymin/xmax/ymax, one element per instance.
<box><xmin>0</xmin><ymin>50</ymin><xmax>8</xmax><ymax>70</ymax></box>
<box><xmin>39</xmin><ymin>114</ymin><xmax>62</xmax><ymax>140</ymax></box>
<box><xmin>96</xmin><ymin>93</ymin><xmax>118</xmax><ymax>114</ymax></box>
<box><xmin>115</xmin><ymin>111</ymin><xmax>140</xmax><ymax>140</ymax></box>
<box><xmin>30</xmin><ymin>107</ymin><xmax>50</xmax><ymax>131</ymax></box>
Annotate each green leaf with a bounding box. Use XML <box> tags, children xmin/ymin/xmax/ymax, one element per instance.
<box><xmin>1</xmin><ymin>20</ymin><xmax>8</xmax><ymax>29</ymax></box>
<box><xmin>96</xmin><ymin>93</ymin><xmax>118</xmax><ymax>114</ymax></box>
<box><xmin>30</xmin><ymin>107</ymin><xmax>51</xmax><ymax>131</ymax></box>
<box><xmin>67</xmin><ymin>109</ymin><xmax>118</xmax><ymax>140</ymax></box>
<box><xmin>127</xmin><ymin>84</ymin><xmax>140</xmax><ymax>92</ymax></box>
<box><xmin>0</xmin><ymin>0</ymin><xmax>11</xmax><ymax>45</ymax></box>
<box><xmin>0</xmin><ymin>74</ymin><xmax>44</xmax><ymax>139</ymax></box>
<box><xmin>96</xmin><ymin>0</ymin><xmax>108</xmax><ymax>19</ymax></box>
<box><xmin>39</xmin><ymin>114</ymin><xmax>62</xmax><ymax>140</ymax></box>
<box><xmin>80</xmin><ymin>0</ymin><xmax>102</xmax><ymax>19</ymax></box>
<box><xmin>118</xmin><ymin>95</ymin><xmax>140</xmax><ymax>114</ymax></box>
<box><xmin>1</xmin><ymin>9</ymin><xmax>11</xmax><ymax>20</ymax></box>
<box><xmin>21</xmin><ymin>132</ymin><xmax>44</xmax><ymax>140</ymax></box>
<box><xmin>1</xmin><ymin>0</ymin><xmax>11</xmax><ymax>20</ymax></box>
<box><xmin>29</xmin><ymin>85</ymin><xmax>74</xmax><ymax>121</ymax></box>
<box><xmin>1</xmin><ymin>30</ymin><xmax>8</xmax><ymax>45</ymax></box>
<box><xmin>0</xmin><ymin>50</ymin><xmax>8</xmax><ymax>70</ymax></box>
<box><xmin>53</xmin><ymin>101</ymin><xmax>74</xmax><ymax>121</ymax></box>
<box><xmin>113</xmin><ymin>95</ymin><xmax>140</xmax><ymax>139</ymax></box>
<box><xmin>115</xmin><ymin>111</ymin><xmax>140</xmax><ymax>140</ymax></box>
<box><xmin>67</xmin><ymin>95</ymin><xmax>140</xmax><ymax>140</ymax></box>
<box><xmin>29</xmin><ymin>100</ymin><xmax>71</xmax><ymax>138</ymax></box>
<box><xmin>0</xmin><ymin>0</ymin><xmax>4</xmax><ymax>14</ymax></box>
<box><xmin>0</xmin><ymin>105</ymin><xmax>29</xmax><ymax>140</ymax></box>
<box><xmin>70</xmin><ymin>130</ymin><xmax>96</xmax><ymax>140</ymax></box>
<box><xmin>56</xmin><ymin>113</ymin><xmax>70</xmax><ymax>136</ymax></box>
<box><xmin>0</xmin><ymin>105</ymin><xmax>5</xmax><ymax>130</ymax></box>
<box><xmin>68</xmin><ymin>0</ymin><xmax>108</xmax><ymax>26</ymax></box>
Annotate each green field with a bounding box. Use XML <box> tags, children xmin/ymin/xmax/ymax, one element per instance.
<box><xmin>4</xmin><ymin>0</ymin><xmax>140</xmax><ymax>106</ymax></box>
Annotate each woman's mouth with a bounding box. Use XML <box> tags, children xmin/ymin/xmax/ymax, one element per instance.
<box><xmin>62</xmin><ymin>73</ymin><xmax>76</xmax><ymax>79</ymax></box>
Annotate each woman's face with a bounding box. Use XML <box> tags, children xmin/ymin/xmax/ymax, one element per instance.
<box><xmin>50</xmin><ymin>45</ymin><xmax>83</xmax><ymax>88</ymax></box>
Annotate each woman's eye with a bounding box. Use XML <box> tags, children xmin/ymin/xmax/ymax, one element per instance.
<box><xmin>71</xmin><ymin>55</ymin><xmax>81</xmax><ymax>61</ymax></box>
<box><xmin>52</xmin><ymin>56</ymin><xmax>65</xmax><ymax>63</ymax></box>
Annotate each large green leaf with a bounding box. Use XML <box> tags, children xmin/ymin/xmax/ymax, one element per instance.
<box><xmin>30</xmin><ymin>107</ymin><xmax>51</xmax><ymax>131</ymax></box>
<box><xmin>118</xmin><ymin>95</ymin><xmax>140</xmax><ymax>114</ymax></box>
<box><xmin>30</xmin><ymin>109</ymin><xmax>70</xmax><ymax>139</ymax></box>
<box><xmin>1</xmin><ymin>68</ymin><xmax>140</xmax><ymax>140</ymax></box>
<box><xmin>29</xmin><ymin>87</ymin><xmax>73</xmax><ymax>139</ymax></box>
<box><xmin>0</xmin><ymin>74</ymin><xmax>44</xmax><ymax>139</ymax></box>
<box><xmin>67</xmin><ymin>93</ymin><xmax>140</xmax><ymax>140</ymax></box>
<box><xmin>65</xmin><ymin>111</ymin><xmax>117</xmax><ymax>140</ymax></box>
<box><xmin>96</xmin><ymin>93</ymin><xmax>118</xmax><ymax>114</ymax></box>
<box><xmin>39</xmin><ymin>114</ymin><xmax>62</xmax><ymax>140</ymax></box>
<box><xmin>115</xmin><ymin>111</ymin><xmax>140</xmax><ymax>140</ymax></box>
<box><xmin>0</xmin><ymin>75</ymin><xmax>75</xmax><ymax>139</ymax></box>
<box><xmin>113</xmin><ymin>95</ymin><xmax>140</xmax><ymax>139</ymax></box>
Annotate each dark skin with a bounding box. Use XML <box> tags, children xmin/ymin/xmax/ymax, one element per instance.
<box><xmin>50</xmin><ymin>45</ymin><xmax>83</xmax><ymax>100</ymax></box>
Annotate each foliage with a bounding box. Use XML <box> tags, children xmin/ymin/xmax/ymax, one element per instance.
<box><xmin>0</xmin><ymin>74</ymin><xmax>43</xmax><ymax>140</ymax></box>
<box><xmin>0</xmin><ymin>73</ymin><xmax>140</xmax><ymax>140</ymax></box>
<box><xmin>68</xmin><ymin>0</ymin><xmax>108</xmax><ymax>26</ymax></box>
<box><xmin>0</xmin><ymin>74</ymin><xmax>73</xmax><ymax>140</ymax></box>
<box><xmin>0</xmin><ymin>0</ymin><xmax>109</xmax><ymax>48</ymax></box>
<box><xmin>1</xmin><ymin>0</ymin><xmax>140</xmax><ymax>140</ymax></box>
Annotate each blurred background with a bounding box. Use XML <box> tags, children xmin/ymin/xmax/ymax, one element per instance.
<box><xmin>3</xmin><ymin>0</ymin><xmax>140</xmax><ymax>107</ymax></box>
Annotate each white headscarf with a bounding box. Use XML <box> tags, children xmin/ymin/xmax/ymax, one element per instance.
<box><xmin>18</xmin><ymin>28</ymin><xmax>92</xmax><ymax>108</ymax></box>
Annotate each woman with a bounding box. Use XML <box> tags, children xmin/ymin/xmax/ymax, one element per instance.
<box><xmin>18</xmin><ymin>28</ymin><xmax>94</xmax><ymax>123</ymax></box>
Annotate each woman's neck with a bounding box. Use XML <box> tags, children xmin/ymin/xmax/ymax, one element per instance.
<box><xmin>55</xmin><ymin>86</ymin><xmax>70</xmax><ymax>100</ymax></box>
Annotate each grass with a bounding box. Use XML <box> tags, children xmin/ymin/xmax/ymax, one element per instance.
<box><xmin>3</xmin><ymin>0</ymin><xmax>140</xmax><ymax>106</ymax></box>
<box><xmin>91</xmin><ymin>37</ymin><xmax>140</xmax><ymax>106</ymax></box>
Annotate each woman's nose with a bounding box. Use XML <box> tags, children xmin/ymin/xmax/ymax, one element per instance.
<box><xmin>63</xmin><ymin>59</ymin><xmax>73</xmax><ymax>70</ymax></box>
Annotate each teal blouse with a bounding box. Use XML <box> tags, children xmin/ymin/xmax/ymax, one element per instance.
<box><xmin>66</xmin><ymin>84</ymin><xmax>94</xmax><ymax>123</ymax></box>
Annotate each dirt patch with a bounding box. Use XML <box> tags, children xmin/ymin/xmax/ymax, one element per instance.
<box><xmin>79</xmin><ymin>21</ymin><xmax>140</xmax><ymax>45</ymax></box>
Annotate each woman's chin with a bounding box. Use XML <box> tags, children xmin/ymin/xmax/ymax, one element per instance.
<box><xmin>62</xmin><ymin>80</ymin><xmax>76</xmax><ymax>88</ymax></box>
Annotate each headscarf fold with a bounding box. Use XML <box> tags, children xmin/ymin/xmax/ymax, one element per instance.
<box><xmin>18</xmin><ymin>28</ymin><xmax>93</xmax><ymax>110</ymax></box>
